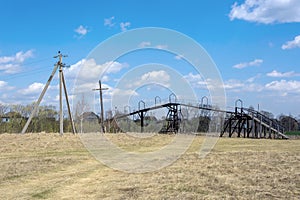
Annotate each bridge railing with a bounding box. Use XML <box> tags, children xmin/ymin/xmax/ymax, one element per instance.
<box><xmin>242</xmin><ymin>107</ymin><xmax>285</xmax><ymax>134</ymax></box>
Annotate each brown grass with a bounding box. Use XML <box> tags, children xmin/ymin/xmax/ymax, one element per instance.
<box><xmin>0</xmin><ymin>133</ymin><xmax>299</xmax><ymax>199</ymax></box>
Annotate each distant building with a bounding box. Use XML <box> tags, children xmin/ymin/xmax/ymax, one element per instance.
<box><xmin>1</xmin><ymin>111</ymin><xmax>22</xmax><ymax>123</ymax></box>
<box><xmin>81</xmin><ymin>112</ymin><xmax>99</xmax><ymax>122</ymax></box>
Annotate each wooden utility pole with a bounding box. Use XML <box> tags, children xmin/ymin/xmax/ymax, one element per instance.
<box><xmin>93</xmin><ymin>80</ymin><xmax>108</xmax><ymax>133</ymax></box>
<box><xmin>21</xmin><ymin>51</ymin><xmax>76</xmax><ymax>134</ymax></box>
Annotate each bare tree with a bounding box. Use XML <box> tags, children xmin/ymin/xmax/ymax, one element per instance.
<box><xmin>0</xmin><ymin>104</ymin><xmax>8</xmax><ymax>116</ymax></box>
<box><xmin>261</xmin><ymin>110</ymin><xmax>274</xmax><ymax>119</ymax></box>
<box><xmin>279</xmin><ymin>115</ymin><xmax>299</xmax><ymax>132</ymax></box>
<box><xmin>74</xmin><ymin>94</ymin><xmax>91</xmax><ymax>133</ymax></box>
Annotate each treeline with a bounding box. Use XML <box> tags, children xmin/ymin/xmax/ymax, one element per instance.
<box><xmin>258</xmin><ymin>110</ymin><xmax>300</xmax><ymax>132</ymax></box>
<box><xmin>0</xmin><ymin>104</ymin><xmax>73</xmax><ymax>133</ymax></box>
<box><xmin>0</xmin><ymin>103</ymin><xmax>299</xmax><ymax>134</ymax></box>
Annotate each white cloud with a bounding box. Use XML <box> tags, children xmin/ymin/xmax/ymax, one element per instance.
<box><xmin>155</xmin><ymin>44</ymin><xmax>168</xmax><ymax>50</ymax></box>
<box><xmin>74</xmin><ymin>25</ymin><xmax>88</xmax><ymax>36</ymax></box>
<box><xmin>209</xmin><ymin>75</ymin><xmax>263</xmax><ymax>92</ymax></box>
<box><xmin>184</xmin><ymin>72</ymin><xmax>264</xmax><ymax>92</ymax></box>
<box><xmin>73</xmin><ymin>82</ymin><xmax>100</xmax><ymax>94</ymax></box>
<box><xmin>246</xmin><ymin>74</ymin><xmax>261</xmax><ymax>83</ymax></box>
<box><xmin>184</xmin><ymin>73</ymin><xmax>202</xmax><ymax>82</ymax></box>
<box><xmin>282</xmin><ymin>35</ymin><xmax>300</xmax><ymax>50</ymax></box>
<box><xmin>0</xmin><ymin>81</ymin><xmax>6</xmax><ymax>88</ymax></box>
<box><xmin>204</xmin><ymin>78</ymin><xmax>228</xmax><ymax>91</ymax></box>
<box><xmin>229</xmin><ymin>0</ymin><xmax>300</xmax><ymax>24</ymax></box>
<box><xmin>112</xmin><ymin>88</ymin><xmax>138</xmax><ymax>97</ymax></box>
<box><xmin>64</xmin><ymin>59</ymin><xmax>128</xmax><ymax>94</ymax></box>
<box><xmin>212</xmin><ymin>77</ymin><xmax>300</xmax><ymax>95</ymax></box>
<box><xmin>183</xmin><ymin>73</ymin><xmax>207</xmax><ymax>89</ymax></box>
<box><xmin>224</xmin><ymin>79</ymin><xmax>244</xmax><ymax>89</ymax></box>
<box><xmin>16</xmin><ymin>50</ymin><xmax>34</xmax><ymax>63</ymax></box>
<box><xmin>267</xmin><ymin>70</ymin><xmax>300</xmax><ymax>78</ymax></box>
<box><xmin>111</xmin><ymin>88</ymin><xmax>139</xmax><ymax>110</ymax></box>
<box><xmin>141</xmin><ymin>70</ymin><xmax>170</xmax><ymax>82</ymax></box>
<box><xmin>19</xmin><ymin>82</ymin><xmax>44</xmax><ymax>95</ymax></box>
<box><xmin>232</xmin><ymin>59</ymin><xmax>263</xmax><ymax>69</ymax></box>
<box><xmin>0</xmin><ymin>81</ymin><xmax>8</xmax><ymax>90</ymax></box>
<box><xmin>138</xmin><ymin>41</ymin><xmax>151</xmax><ymax>48</ymax></box>
<box><xmin>65</xmin><ymin>59</ymin><xmax>129</xmax><ymax>80</ymax></box>
<box><xmin>0</xmin><ymin>63</ymin><xmax>20</xmax><ymax>74</ymax></box>
<box><xmin>0</xmin><ymin>50</ymin><xmax>33</xmax><ymax>64</ymax></box>
<box><xmin>102</xmin><ymin>75</ymin><xmax>109</xmax><ymax>82</ymax></box>
<box><xmin>246</xmin><ymin>83</ymin><xmax>264</xmax><ymax>92</ymax></box>
<box><xmin>0</xmin><ymin>50</ymin><xmax>34</xmax><ymax>74</ymax></box>
<box><xmin>120</xmin><ymin>22</ymin><xmax>131</xmax><ymax>31</ymax></box>
<box><xmin>128</xmin><ymin>70</ymin><xmax>171</xmax><ymax>89</ymax></box>
<box><xmin>137</xmin><ymin>42</ymin><xmax>168</xmax><ymax>50</ymax></box>
<box><xmin>106</xmin><ymin>61</ymin><xmax>129</xmax><ymax>74</ymax></box>
<box><xmin>265</xmin><ymin>80</ymin><xmax>300</xmax><ymax>93</ymax></box>
<box><xmin>0</xmin><ymin>80</ymin><xmax>14</xmax><ymax>91</ymax></box>
<box><xmin>63</xmin><ymin>59</ymin><xmax>83</xmax><ymax>79</ymax></box>
<box><xmin>104</xmin><ymin>16</ymin><xmax>115</xmax><ymax>27</ymax></box>
<box><xmin>174</xmin><ymin>54</ymin><xmax>184</xmax><ymax>60</ymax></box>
<box><xmin>224</xmin><ymin>79</ymin><xmax>264</xmax><ymax>92</ymax></box>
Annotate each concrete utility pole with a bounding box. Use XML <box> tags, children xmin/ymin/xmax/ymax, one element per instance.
<box><xmin>61</xmin><ymin>71</ymin><xmax>76</xmax><ymax>134</ymax></box>
<box><xmin>93</xmin><ymin>80</ymin><xmax>108</xmax><ymax>133</ymax></box>
<box><xmin>55</xmin><ymin>52</ymin><xmax>67</xmax><ymax>135</ymax></box>
<box><xmin>21</xmin><ymin>51</ymin><xmax>76</xmax><ymax>135</ymax></box>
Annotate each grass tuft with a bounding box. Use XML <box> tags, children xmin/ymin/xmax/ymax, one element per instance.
<box><xmin>31</xmin><ymin>189</ymin><xmax>53</xmax><ymax>199</ymax></box>
<box><xmin>285</xmin><ymin>131</ymin><xmax>300</xmax><ymax>135</ymax></box>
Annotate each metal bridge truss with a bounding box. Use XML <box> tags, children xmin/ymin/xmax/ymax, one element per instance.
<box><xmin>160</xmin><ymin>103</ymin><xmax>182</xmax><ymax>133</ymax></box>
<box><xmin>220</xmin><ymin>107</ymin><xmax>288</xmax><ymax>139</ymax></box>
<box><xmin>117</xmin><ymin>95</ymin><xmax>288</xmax><ymax>139</ymax></box>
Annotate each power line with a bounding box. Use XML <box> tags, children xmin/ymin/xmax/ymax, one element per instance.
<box><xmin>2</xmin><ymin>67</ymin><xmax>52</xmax><ymax>81</ymax></box>
<box><xmin>19</xmin><ymin>57</ymin><xmax>52</xmax><ymax>67</ymax></box>
<box><xmin>0</xmin><ymin>57</ymin><xmax>53</xmax><ymax>81</ymax></box>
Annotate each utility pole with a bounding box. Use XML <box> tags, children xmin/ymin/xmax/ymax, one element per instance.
<box><xmin>93</xmin><ymin>80</ymin><xmax>108</xmax><ymax>133</ymax></box>
<box><xmin>21</xmin><ymin>51</ymin><xmax>76</xmax><ymax>135</ymax></box>
<box><xmin>61</xmin><ymin>70</ymin><xmax>76</xmax><ymax>134</ymax></box>
<box><xmin>54</xmin><ymin>52</ymin><xmax>67</xmax><ymax>135</ymax></box>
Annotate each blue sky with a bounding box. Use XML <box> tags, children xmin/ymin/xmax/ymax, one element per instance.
<box><xmin>0</xmin><ymin>0</ymin><xmax>300</xmax><ymax>117</ymax></box>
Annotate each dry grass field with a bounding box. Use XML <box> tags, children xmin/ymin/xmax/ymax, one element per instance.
<box><xmin>0</xmin><ymin>133</ymin><xmax>299</xmax><ymax>199</ymax></box>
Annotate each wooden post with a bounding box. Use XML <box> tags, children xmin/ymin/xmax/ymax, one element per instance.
<box><xmin>93</xmin><ymin>80</ymin><xmax>108</xmax><ymax>133</ymax></box>
<box><xmin>99</xmin><ymin>81</ymin><xmax>105</xmax><ymax>133</ymax></box>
